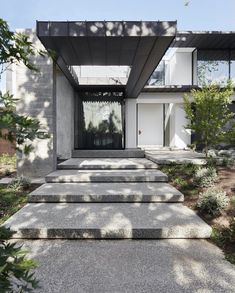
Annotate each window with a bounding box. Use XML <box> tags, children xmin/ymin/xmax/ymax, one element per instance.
<box><xmin>147</xmin><ymin>61</ymin><xmax>165</xmax><ymax>86</ymax></box>
<box><xmin>197</xmin><ymin>50</ymin><xmax>230</xmax><ymax>86</ymax></box>
<box><xmin>230</xmin><ymin>50</ymin><xmax>235</xmax><ymax>85</ymax></box>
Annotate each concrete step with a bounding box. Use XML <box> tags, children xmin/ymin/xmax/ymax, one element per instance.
<box><xmin>58</xmin><ymin>158</ymin><xmax>158</xmax><ymax>170</ymax></box>
<box><xmin>45</xmin><ymin>169</ymin><xmax>168</xmax><ymax>183</ymax></box>
<box><xmin>29</xmin><ymin>182</ymin><xmax>183</xmax><ymax>203</ymax></box>
<box><xmin>72</xmin><ymin>149</ymin><xmax>145</xmax><ymax>158</ymax></box>
<box><xmin>3</xmin><ymin>203</ymin><xmax>212</xmax><ymax>239</ymax></box>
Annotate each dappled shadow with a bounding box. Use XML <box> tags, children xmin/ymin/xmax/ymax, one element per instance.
<box><xmin>15</xmin><ymin>238</ymin><xmax>235</xmax><ymax>292</ymax></box>
<box><xmin>15</xmin><ymin>29</ymin><xmax>55</xmax><ymax>178</ymax></box>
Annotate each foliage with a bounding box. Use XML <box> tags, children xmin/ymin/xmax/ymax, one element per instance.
<box><xmin>172</xmin><ymin>177</ymin><xmax>188</xmax><ymax>189</ymax></box>
<box><xmin>0</xmin><ymin>226</ymin><xmax>39</xmax><ymax>292</ymax></box>
<box><xmin>0</xmin><ymin>92</ymin><xmax>50</xmax><ymax>154</ymax></box>
<box><xmin>0</xmin><ymin>18</ymin><xmax>50</xmax><ymax>154</ymax></box>
<box><xmin>211</xmin><ymin>218</ymin><xmax>235</xmax><ymax>264</ymax></box>
<box><xmin>159</xmin><ymin>163</ymin><xmax>198</xmax><ymax>196</ymax></box>
<box><xmin>183</xmin><ymin>81</ymin><xmax>235</xmax><ymax>156</ymax></box>
<box><xmin>0</xmin><ymin>154</ymin><xmax>16</xmax><ymax>166</ymax></box>
<box><xmin>197</xmin><ymin>187</ymin><xmax>229</xmax><ymax>216</ymax></box>
<box><xmin>0</xmin><ymin>18</ymin><xmax>45</xmax><ymax>75</ymax></box>
<box><xmin>194</xmin><ymin>167</ymin><xmax>218</xmax><ymax>187</ymax></box>
<box><xmin>8</xmin><ymin>176</ymin><xmax>31</xmax><ymax>192</ymax></box>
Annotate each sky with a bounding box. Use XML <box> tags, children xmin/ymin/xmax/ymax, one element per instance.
<box><xmin>1</xmin><ymin>0</ymin><xmax>235</xmax><ymax>31</ymax></box>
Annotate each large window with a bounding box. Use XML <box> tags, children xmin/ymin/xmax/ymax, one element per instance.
<box><xmin>230</xmin><ymin>50</ymin><xmax>235</xmax><ymax>84</ymax></box>
<box><xmin>197</xmin><ymin>50</ymin><xmax>229</xmax><ymax>86</ymax></box>
<box><xmin>74</xmin><ymin>91</ymin><xmax>124</xmax><ymax>149</ymax></box>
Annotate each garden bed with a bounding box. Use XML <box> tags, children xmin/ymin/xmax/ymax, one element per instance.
<box><xmin>159</xmin><ymin>163</ymin><xmax>235</xmax><ymax>264</ymax></box>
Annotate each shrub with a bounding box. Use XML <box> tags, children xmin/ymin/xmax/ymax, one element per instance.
<box><xmin>172</xmin><ymin>177</ymin><xmax>188</xmax><ymax>188</ymax></box>
<box><xmin>0</xmin><ymin>227</ymin><xmax>39</xmax><ymax>292</ymax></box>
<box><xmin>8</xmin><ymin>176</ymin><xmax>31</xmax><ymax>192</ymax></box>
<box><xmin>194</xmin><ymin>167</ymin><xmax>218</xmax><ymax>187</ymax></box>
<box><xmin>197</xmin><ymin>187</ymin><xmax>229</xmax><ymax>216</ymax></box>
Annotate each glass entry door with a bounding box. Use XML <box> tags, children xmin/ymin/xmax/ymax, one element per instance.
<box><xmin>74</xmin><ymin>93</ymin><xmax>124</xmax><ymax>149</ymax></box>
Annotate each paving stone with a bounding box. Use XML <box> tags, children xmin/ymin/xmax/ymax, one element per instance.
<box><xmin>3</xmin><ymin>202</ymin><xmax>212</xmax><ymax>239</ymax></box>
<box><xmin>18</xmin><ymin>239</ymin><xmax>235</xmax><ymax>293</ymax></box>
<box><xmin>45</xmin><ymin>169</ymin><xmax>168</xmax><ymax>183</ymax></box>
<box><xmin>29</xmin><ymin>182</ymin><xmax>184</xmax><ymax>203</ymax></box>
<box><xmin>58</xmin><ymin>158</ymin><xmax>158</xmax><ymax>170</ymax></box>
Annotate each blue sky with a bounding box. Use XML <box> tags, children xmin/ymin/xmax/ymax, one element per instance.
<box><xmin>1</xmin><ymin>0</ymin><xmax>235</xmax><ymax>31</ymax></box>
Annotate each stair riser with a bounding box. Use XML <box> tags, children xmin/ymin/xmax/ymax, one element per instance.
<box><xmin>10</xmin><ymin>228</ymin><xmax>211</xmax><ymax>239</ymax></box>
<box><xmin>28</xmin><ymin>194</ymin><xmax>184</xmax><ymax>203</ymax></box>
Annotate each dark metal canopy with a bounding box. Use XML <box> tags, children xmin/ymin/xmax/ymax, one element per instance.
<box><xmin>173</xmin><ymin>31</ymin><xmax>235</xmax><ymax>49</ymax></box>
<box><xmin>37</xmin><ymin>21</ymin><xmax>176</xmax><ymax>98</ymax></box>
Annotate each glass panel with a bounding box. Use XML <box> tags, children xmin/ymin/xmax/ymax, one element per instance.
<box><xmin>197</xmin><ymin>50</ymin><xmax>229</xmax><ymax>86</ymax></box>
<box><xmin>147</xmin><ymin>61</ymin><xmax>165</xmax><ymax>86</ymax></box>
<box><xmin>230</xmin><ymin>50</ymin><xmax>235</xmax><ymax>85</ymax></box>
<box><xmin>74</xmin><ymin>92</ymin><xmax>124</xmax><ymax>149</ymax></box>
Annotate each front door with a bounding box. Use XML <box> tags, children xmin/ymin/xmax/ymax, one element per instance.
<box><xmin>137</xmin><ymin>103</ymin><xmax>163</xmax><ymax>147</ymax></box>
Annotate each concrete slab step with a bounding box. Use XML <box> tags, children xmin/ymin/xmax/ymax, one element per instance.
<box><xmin>72</xmin><ymin>149</ymin><xmax>145</xmax><ymax>158</ymax></box>
<box><xmin>3</xmin><ymin>203</ymin><xmax>212</xmax><ymax>239</ymax></box>
<box><xmin>58</xmin><ymin>158</ymin><xmax>158</xmax><ymax>170</ymax></box>
<box><xmin>45</xmin><ymin>170</ymin><xmax>168</xmax><ymax>183</ymax></box>
<box><xmin>29</xmin><ymin>182</ymin><xmax>183</xmax><ymax>203</ymax></box>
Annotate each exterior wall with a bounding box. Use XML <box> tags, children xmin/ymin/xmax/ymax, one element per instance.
<box><xmin>56</xmin><ymin>68</ymin><xmax>74</xmax><ymax>159</ymax></box>
<box><xmin>125</xmin><ymin>99</ymin><xmax>137</xmax><ymax>148</ymax></box>
<box><xmin>137</xmin><ymin>92</ymin><xmax>191</xmax><ymax>148</ymax></box>
<box><xmin>165</xmin><ymin>49</ymin><xmax>193</xmax><ymax>85</ymax></box>
<box><xmin>13</xmin><ymin>29</ymin><xmax>55</xmax><ymax>177</ymax></box>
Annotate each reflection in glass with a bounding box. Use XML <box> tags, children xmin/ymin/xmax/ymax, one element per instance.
<box><xmin>197</xmin><ymin>50</ymin><xmax>230</xmax><ymax>86</ymax></box>
<box><xmin>75</xmin><ymin>94</ymin><xmax>124</xmax><ymax>149</ymax></box>
<box><xmin>147</xmin><ymin>61</ymin><xmax>165</xmax><ymax>86</ymax></box>
<box><xmin>230</xmin><ymin>50</ymin><xmax>235</xmax><ymax>85</ymax></box>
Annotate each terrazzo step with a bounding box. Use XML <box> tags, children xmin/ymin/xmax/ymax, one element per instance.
<box><xmin>58</xmin><ymin>158</ymin><xmax>158</xmax><ymax>170</ymax></box>
<box><xmin>72</xmin><ymin>149</ymin><xmax>145</xmax><ymax>158</ymax></box>
<box><xmin>3</xmin><ymin>203</ymin><xmax>212</xmax><ymax>239</ymax></box>
<box><xmin>29</xmin><ymin>182</ymin><xmax>183</xmax><ymax>203</ymax></box>
<box><xmin>45</xmin><ymin>169</ymin><xmax>168</xmax><ymax>183</ymax></box>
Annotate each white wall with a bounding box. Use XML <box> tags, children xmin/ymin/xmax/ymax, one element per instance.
<box><xmin>136</xmin><ymin>92</ymin><xmax>191</xmax><ymax>149</ymax></box>
<box><xmin>170</xmin><ymin>104</ymin><xmax>191</xmax><ymax>148</ymax></box>
<box><xmin>56</xmin><ymin>68</ymin><xmax>74</xmax><ymax>159</ymax></box>
<box><xmin>125</xmin><ymin>99</ymin><xmax>137</xmax><ymax>148</ymax></box>
<box><xmin>166</xmin><ymin>49</ymin><xmax>193</xmax><ymax>85</ymax></box>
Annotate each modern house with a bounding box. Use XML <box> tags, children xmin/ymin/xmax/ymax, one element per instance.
<box><xmin>5</xmin><ymin>21</ymin><xmax>235</xmax><ymax>177</ymax></box>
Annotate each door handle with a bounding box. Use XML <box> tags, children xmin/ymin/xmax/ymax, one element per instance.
<box><xmin>138</xmin><ymin>130</ymin><xmax>142</xmax><ymax>135</ymax></box>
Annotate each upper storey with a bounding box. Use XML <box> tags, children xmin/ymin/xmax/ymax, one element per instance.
<box><xmin>147</xmin><ymin>31</ymin><xmax>235</xmax><ymax>90</ymax></box>
<box><xmin>37</xmin><ymin>21</ymin><xmax>177</xmax><ymax>98</ymax></box>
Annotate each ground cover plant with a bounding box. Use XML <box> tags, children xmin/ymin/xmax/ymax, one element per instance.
<box><xmin>159</xmin><ymin>161</ymin><xmax>235</xmax><ymax>264</ymax></box>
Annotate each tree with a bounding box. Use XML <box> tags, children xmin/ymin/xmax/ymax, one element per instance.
<box><xmin>183</xmin><ymin>80</ymin><xmax>235</xmax><ymax>156</ymax></box>
<box><xmin>0</xmin><ymin>18</ymin><xmax>49</xmax><ymax>154</ymax></box>
<box><xmin>0</xmin><ymin>18</ymin><xmax>52</xmax><ymax>291</ymax></box>
<box><xmin>0</xmin><ymin>227</ymin><xmax>39</xmax><ymax>292</ymax></box>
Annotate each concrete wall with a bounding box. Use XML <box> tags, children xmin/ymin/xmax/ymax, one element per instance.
<box><xmin>125</xmin><ymin>99</ymin><xmax>137</xmax><ymax>148</ymax></box>
<box><xmin>56</xmin><ymin>67</ymin><xmax>74</xmax><ymax>159</ymax></box>
<box><xmin>13</xmin><ymin>29</ymin><xmax>55</xmax><ymax>177</ymax></box>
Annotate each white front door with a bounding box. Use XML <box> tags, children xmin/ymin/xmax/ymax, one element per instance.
<box><xmin>137</xmin><ymin>103</ymin><xmax>163</xmax><ymax>147</ymax></box>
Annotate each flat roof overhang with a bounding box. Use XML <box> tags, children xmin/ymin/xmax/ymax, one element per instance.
<box><xmin>37</xmin><ymin>21</ymin><xmax>177</xmax><ymax>98</ymax></box>
<box><xmin>172</xmin><ymin>31</ymin><xmax>235</xmax><ymax>49</ymax></box>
